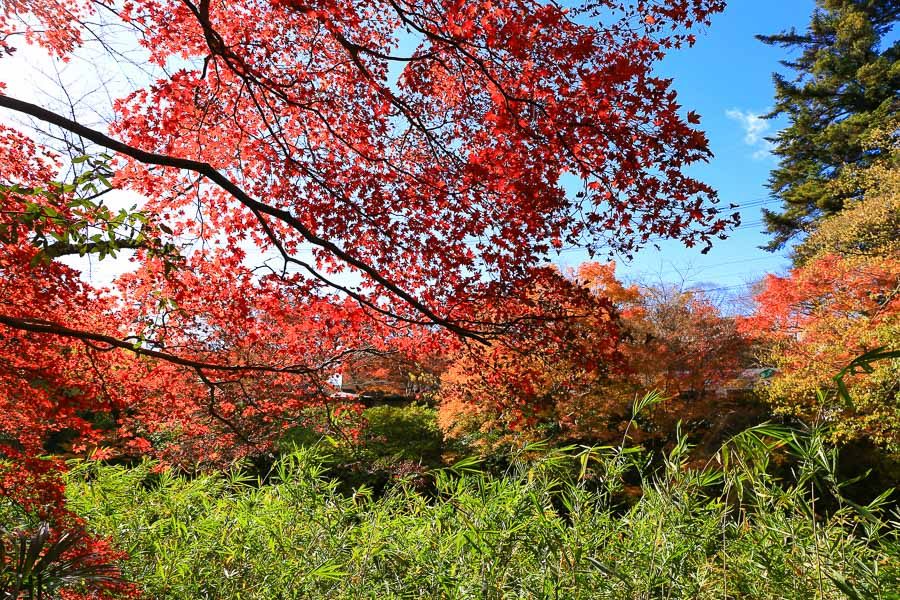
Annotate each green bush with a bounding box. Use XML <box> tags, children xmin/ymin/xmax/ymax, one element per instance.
<box><xmin>278</xmin><ymin>404</ymin><xmax>445</xmax><ymax>492</ymax></box>
<box><xmin>360</xmin><ymin>404</ymin><xmax>443</xmax><ymax>467</ymax></box>
<box><xmin>64</xmin><ymin>424</ymin><xmax>900</xmax><ymax>599</ymax></box>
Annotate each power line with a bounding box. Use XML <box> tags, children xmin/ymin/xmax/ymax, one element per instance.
<box><xmin>683</xmin><ymin>283</ymin><xmax>755</xmax><ymax>294</ymax></box>
<box><xmin>621</xmin><ymin>255</ymin><xmax>785</xmax><ymax>279</ymax></box>
<box><xmin>731</xmin><ymin>198</ymin><xmax>779</xmax><ymax>210</ymax></box>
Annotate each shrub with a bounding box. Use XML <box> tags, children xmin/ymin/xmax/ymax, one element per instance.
<box><xmin>63</xmin><ymin>424</ymin><xmax>900</xmax><ymax>599</ymax></box>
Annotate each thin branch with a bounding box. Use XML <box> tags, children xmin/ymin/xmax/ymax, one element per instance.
<box><xmin>0</xmin><ymin>313</ymin><xmax>323</xmax><ymax>375</ymax></box>
<box><xmin>0</xmin><ymin>93</ymin><xmax>487</xmax><ymax>342</ymax></box>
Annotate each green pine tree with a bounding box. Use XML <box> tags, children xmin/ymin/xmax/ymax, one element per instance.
<box><xmin>758</xmin><ymin>0</ymin><xmax>899</xmax><ymax>250</ymax></box>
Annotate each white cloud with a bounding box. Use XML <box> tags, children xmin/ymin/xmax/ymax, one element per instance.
<box><xmin>751</xmin><ymin>147</ymin><xmax>773</xmax><ymax>161</ymax></box>
<box><xmin>726</xmin><ymin>108</ymin><xmax>775</xmax><ymax>159</ymax></box>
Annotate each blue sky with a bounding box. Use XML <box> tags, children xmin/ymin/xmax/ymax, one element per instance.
<box><xmin>555</xmin><ymin>0</ymin><xmax>817</xmax><ymax>293</ymax></box>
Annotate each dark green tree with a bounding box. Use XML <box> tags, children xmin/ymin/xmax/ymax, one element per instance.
<box><xmin>758</xmin><ymin>0</ymin><xmax>900</xmax><ymax>250</ymax></box>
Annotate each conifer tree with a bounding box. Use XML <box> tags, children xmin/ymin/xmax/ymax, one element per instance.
<box><xmin>758</xmin><ymin>0</ymin><xmax>900</xmax><ymax>250</ymax></box>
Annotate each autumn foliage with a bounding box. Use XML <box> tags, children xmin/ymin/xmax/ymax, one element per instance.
<box><xmin>438</xmin><ymin>263</ymin><xmax>751</xmax><ymax>451</ymax></box>
<box><xmin>2</xmin><ymin>0</ymin><xmax>900</xmax><ymax>594</ymax></box>
<box><xmin>742</xmin><ymin>255</ymin><xmax>900</xmax><ymax>448</ymax></box>
<box><xmin>743</xmin><ymin>125</ymin><xmax>900</xmax><ymax>451</ymax></box>
<box><xmin>437</xmin><ymin>266</ymin><xmax>624</xmax><ymax>447</ymax></box>
<box><xmin>1</xmin><ymin>2</ymin><xmax>736</xmax><ymax>591</ymax></box>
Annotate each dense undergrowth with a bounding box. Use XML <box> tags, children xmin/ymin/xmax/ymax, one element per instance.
<box><xmin>57</xmin><ymin>419</ymin><xmax>900</xmax><ymax>600</ymax></box>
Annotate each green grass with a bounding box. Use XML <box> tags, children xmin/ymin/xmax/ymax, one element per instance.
<box><xmin>63</xmin><ymin>424</ymin><xmax>900</xmax><ymax>599</ymax></box>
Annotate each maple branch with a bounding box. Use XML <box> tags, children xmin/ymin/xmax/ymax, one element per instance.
<box><xmin>182</xmin><ymin>0</ymin><xmax>468</xmax><ymax>191</ymax></box>
<box><xmin>195</xmin><ymin>368</ymin><xmax>265</xmax><ymax>451</ymax></box>
<box><xmin>0</xmin><ymin>313</ymin><xmax>324</xmax><ymax>376</ymax></box>
<box><xmin>253</xmin><ymin>216</ymin><xmax>438</xmax><ymax>330</ymax></box>
<box><xmin>0</xmin><ymin>93</ymin><xmax>488</xmax><ymax>343</ymax></box>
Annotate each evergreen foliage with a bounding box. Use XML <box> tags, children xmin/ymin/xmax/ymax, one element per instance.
<box><xmin>758</xmin><ymin>0</ymin><xmax>900</xmax><ymax>249</ymax></box>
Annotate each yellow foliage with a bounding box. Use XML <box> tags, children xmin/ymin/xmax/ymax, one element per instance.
<box><xmin>795</xmin><ymin>120</ymin><xmax>900</xmax><ymax>264</ymax></box>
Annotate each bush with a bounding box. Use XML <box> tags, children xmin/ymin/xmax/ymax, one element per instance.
<box><xmin>63</xmin><ymin>424</ymin><xmax>900</xmax><ymax>599</ymax></box>
<box><xmin>277</xmin><ymin>403</ymin><xmax>445</xmax><ymax>493</ymax></box>
<box><xmin>360</xmin><ymin>404</ymin><xmax>444</xmax><ymax>467</ymax></box>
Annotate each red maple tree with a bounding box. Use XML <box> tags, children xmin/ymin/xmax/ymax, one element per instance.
<box><xmin>1</xmin><ymin>1</ymin><xmax>731</xmax><ymax>594</ymax></box>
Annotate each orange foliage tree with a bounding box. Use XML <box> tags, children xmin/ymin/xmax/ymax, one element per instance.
<box><xmin>622</xmin><ymin>284</ymin><xmax>750</xmax><ymax>426</ymax></box>
<box><xmin>742</xmin><ymin>254</ymin><xmax>900</xmax><ymax>449</ymax></box>
<box><xmin>438</xmin><ymin>263</ymin><xmax>752</xmax><ymax>451</ymax></box>
<box><xmin>437</xmin><ymin>267</ymin><xmax>624</xmax><ymax>448</ymax></box>
<box><xmin>744</xmin><ymin>125</ymin><xmax>900</xmax><ymax>451</ymax></box>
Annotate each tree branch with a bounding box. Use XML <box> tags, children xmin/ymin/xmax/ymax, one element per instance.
<box><xmin>0</xmin><ymin>313</ymin><xmax>324</xmax><ymax>375</ymax></box>
<box><xmin>0</xmin><ymin>93</ymin><xmax>488</xmax><ymax>343</ymax></box>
